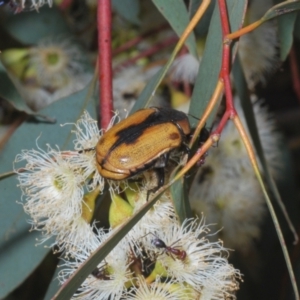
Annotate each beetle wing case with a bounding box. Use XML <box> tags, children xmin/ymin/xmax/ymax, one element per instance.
<box><xmin>96</xmin><ymin>107</ymin><xmax>191</xmax><ymax>180</ymax></box>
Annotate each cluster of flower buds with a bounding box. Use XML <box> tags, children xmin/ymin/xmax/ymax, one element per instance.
<box><xmin>15</xmin><ymin>111</ymin><xmax>241</xmax><ymax>299</ymax></box>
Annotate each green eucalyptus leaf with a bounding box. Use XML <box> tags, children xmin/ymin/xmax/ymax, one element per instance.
<box><xmin>278</xmin><ymin>12</ymin><xmax>297</xmax><ymax>61</ymax></box>
<box><xmin>189</xmin><ymin>0</ymin><xmax>247</xmax><ymax>128</ymax></box>
<box><xmin>170</xmin><ymin>171</ymin><xmax>192</xmax><ymax>224</ymax></box>
<box><xmin>133</xmin><ymin>1</ymin><xmax>223</xmax><ymax>113</ymax></box>
<box><xmin>112</xmin><ymin>0</ymin><xmax>140</xmax><ymax>25</ymax></box>
<box><xmin>232</xmin><ymin>57</ymin><xmax>265</xmax><ymax>163</ymax></box>
<box><xmin>0</xmin><ymin>84</ymin><xmax>96</xmax><ymax>298</ymax></box>
<box><xmin>189</xmin><ymin>0</ymin><xmax>216</xmax><ymax>37</ymax></box>
<box><xmin>44</xmin><ymin>262</ymin><xmax>61</xmax><ymax>300</ymax></box>
<box><xmin>53</xmin><ymin>192</ymin><xmax>163</xmax><ymax>300</ymax></box>
<box><xmin>2</xmin><ymin>6</ymin><xmax>71</xmax><ymax>45</ymax></box>
<box><xmin>152</xmin><ymin>0</ymin><xmax>198</xmax><ymax>58</ymax></box>
<box><xmin>0</xmin><ymin>66</ymin><xmax>36</xmax><ymax>115</ymax></box>
<box><xmin>0</xmin><ymin>229</ymin><xmax>53</xmax><ymax>299</ymax></box>
<box><xmin>262</xmin><ymin>1</ymin><xmax>300</xmax><ymax>21</ymax></box>
<box><xmin>232</xmin><ymin>55</ymin><xmax>300</xmax><ymax>299</ymax></box>
<box><xmin>232</xmin><ymin>56</ymin><xmax>290</xmax><ymax>228</ymax></box>
<box><xmin>131</xmin><ymin>66</ymin><xmax>166</xmax><ymax>112</ymax></box>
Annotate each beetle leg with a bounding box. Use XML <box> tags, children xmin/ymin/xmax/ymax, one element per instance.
<box><xmin>180</xmin><ymin>143</ymin><xmax>191</xmax><ymax>162</ymax></box>
<box><xmin>146</xmin><ymin>153</ymin><xmax>169</xmax><ymax>200</ymax></box>
<box><xmin>154</xmin><ymin>153</ymin><xmax>169</xmax><ymax>168</ymax></box>
<box><xmin>146</xmin><ymin>167</ymin><xmax>165</xmax><ymax>201</ymax></box>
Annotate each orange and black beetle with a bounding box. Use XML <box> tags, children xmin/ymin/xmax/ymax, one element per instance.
<box><xmin>96</xmin><ymin>107</ymin><xmax>191</xmax><ymax>194</ymax></box>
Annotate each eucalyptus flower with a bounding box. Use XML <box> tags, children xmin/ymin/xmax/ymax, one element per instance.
<box><xmin>29</xmin><ymin>38</ymin><xmax>85</xmax><ymax>87</ymax></box>
<box><xmin>67</xmin><ymin>111</ymin><xmax>104</xmax><ymax>192</ymax></box>
<box><xmin>1</xmin><ymin>37</ymin><xmax>91</xmax><ymax>110</ymax></box>
<box><xmin>127</xmin><ymin>277</ymin><xmax>189</xmax><ymax>300</ymax></box>
<box><xmin>15</xmin><ymin>111</ymin><xmax>240</xmax><ymax>299</ymax></box>
<box><xmin>142</xmin><ymin>218</ymin><xmax>240</xmax><ymax>296</ymax></box>
<box><xmin>59</xmin><ymin>230</ymin><xmax>134</xmax><ymax>300</ymax></box>
<box><xmin>4</xmin><ymin>0</ymin><xmax>52</xmax><ymax>11</ymax></box>
<box><xmin>190</xmin><ymin>96</ymin><xmax>282</xmax><ymax>253</ymax></box>
<box><xmin>15</xmin><ymin>145</ymin><xmax>84</xmax><ymax>223</ymax></box>
<box><xmin>170</xmin><ymin>53</ymin><xmax>200</xmax><ymax>84</ymax></box>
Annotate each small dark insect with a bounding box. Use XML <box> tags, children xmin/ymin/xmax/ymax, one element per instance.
<box><xmin>91</xmin><ymin>265</ymin><xmax>110</xmax><ymax>280</ymax></box>
<box><xmin>150</xmin><ymin>234</ymin><xmax>187</xmax><ymax>261</ymax></box>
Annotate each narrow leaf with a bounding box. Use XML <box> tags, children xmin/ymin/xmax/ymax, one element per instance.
<box><xmin>170</xmin><ymin>172</ymin><xmax>192</xmax><ymax>224</ymax></box>
<box><xmin>262</xmin><ymin>1</ymin><xmax>300</xmax><ymax>21</ymax></box>
<box><xmin>112</xmin><ymin>0</ymin><xmax>140</xmax><ymax>25</ymax></box>
<box><xmin>44</xmin><ymin>263</ymin><xmax>61</xmax><ymax>300</ymax></box>
<box><xmin>0</xmin><ymin>68</ymin><xmax>36</xmax><ymax>115</ymax></box>
<box><xmin>131</xmin><ymin>66</ymin><xmax>166</xmax><ymax>112</ymax></box>
<box><xmin>189</xmin><ymin>0</ymin><xmax>247</xmax><ymax>128</ymax></box>
<box><xmin>53</xmin><ymin>192</ymin><xmax>163</xmax><ymax>300</ymax></box>
<box><xmin>0</xmin><ymin>85</ymin><xmax>96</xmax><ymax>297</ymax></box>
<box><xmin>152</xmin><ymin>0</ymin><xmax>198</xmax><ymax>57</ymax></box>
<box><xmin>132</xmin><ymin>0</ymin><xmax>213</xmax><ymax>113</ymax></box>
<box><xmin>233</xmin><ymin>56</ymin><xmax>299</xmax><ymax>299</ymax></box>
<box><xmin>2</xmin><ymin>6</ymin><xmax>71</xmax><ymax>45</ymax></box>
<box><xmin>278</xmin><ymin>12</ymin><xmax>297</xmax><ymax>61</ymax></box>
<box><xmin>189</xmin><ymin>0</ymin><xmax>215</xmax><ymax>37</ymax></box>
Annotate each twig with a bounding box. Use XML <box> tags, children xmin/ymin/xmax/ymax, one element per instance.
<box><xmin>97</xmin><ymin>0</ymin><xmax>114</xmax><ymax>130</ymax></box>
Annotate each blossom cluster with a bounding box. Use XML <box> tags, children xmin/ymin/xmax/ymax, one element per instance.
<box><xmin>15</xmin><ymin>112</ymin><xmax>240</xmax><ymax>299</ymax></box>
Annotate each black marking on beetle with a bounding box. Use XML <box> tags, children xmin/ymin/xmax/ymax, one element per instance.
<box><xmin>109</xmin><ymin>108</ymin><xmax>188</xmax><ymax>154</ymax></box>
<box><xmin>99</xmin><ymin>157</ymin><xmax>106</xmax><ymax>166</ymax></box>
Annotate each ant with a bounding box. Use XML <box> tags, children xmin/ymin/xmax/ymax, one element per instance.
<box><xmin>146</xmin><ymin>233</ymin><xmax>187</xmax><ymax>261</ymax></box>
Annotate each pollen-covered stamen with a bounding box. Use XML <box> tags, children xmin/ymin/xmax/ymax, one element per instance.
<box><xmin>140</xmin><ymin>218</ymin><xmax>240</xmax><ymax>296</ymax></box>
<box><xmin>127</xmin><ymin>276</ymin><xmax>189</xmax><ymax>300</ymax></box>
<box><xmin>59</xmin><ymin>230</ymin><xmax>134</xmax><ymax>300</ymax></box>
<box><xmin>170</xmin><ymin>53</ymin><xmax>200</xmax><ymax>84</ymax></box>
<box><xmin>15</xmin><ymin>145</ymin><xmax>84</xmax><ymax>236</ymax></box>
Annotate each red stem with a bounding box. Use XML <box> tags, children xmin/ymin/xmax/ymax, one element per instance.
<box><xmin>218</xmin><ymin>0</ymin><xmax>230</xmax><ymax>36</ymax></box>
<box><xmin>213</xmin><ymin>0</ymin><xmax>236</xmax><ymax>135</ymax></box>
<box><xmin>97</xmin><ymin>0</ymin><xmax>114</xmax><ymax>130</ymax></box>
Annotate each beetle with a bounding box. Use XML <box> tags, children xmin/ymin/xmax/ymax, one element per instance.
<box><xmin>96</xmin><ymin>107</ymin><xmax>191</xmax><ymax>195</ymax></box>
